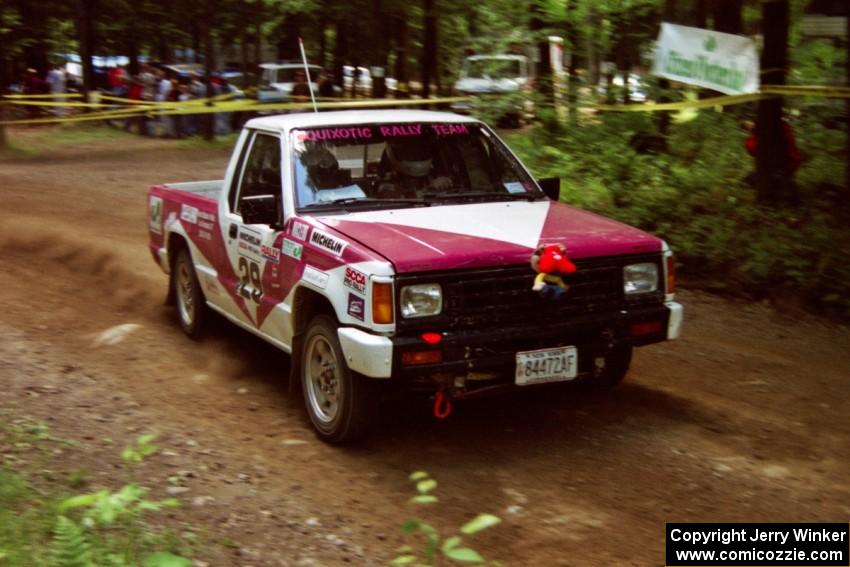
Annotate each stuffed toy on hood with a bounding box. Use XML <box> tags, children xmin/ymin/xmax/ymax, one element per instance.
<box><xmin>531</xmin><ymin>244</ymin><xmax>576</xmax><ymax>300</ymax></box>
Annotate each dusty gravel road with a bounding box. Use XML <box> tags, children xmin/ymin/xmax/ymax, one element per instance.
<box><xmin>1</xmin><ymin>129</ymin><xmax>849</xmax><ymax>566</ymax></box>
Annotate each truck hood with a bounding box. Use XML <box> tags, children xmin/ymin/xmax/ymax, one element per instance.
<box><xmin>317</xmin><ymin>200</ymin><xmax>662</xmax><ymax>273</ymax></box>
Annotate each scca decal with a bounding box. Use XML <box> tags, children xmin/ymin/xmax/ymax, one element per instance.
<box><xmin>343</xmin><ymin>267</ymin><xmax>367</xmax><ymax>295</ymax></box>
<box><xmin>310</xmin><ymin>228</ymin><xmax>347</xmax><ymax>257</ymax></box>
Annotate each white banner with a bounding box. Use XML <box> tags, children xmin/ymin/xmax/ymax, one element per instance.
<box><xmin>652</xmin><ymin>23</ymin><xmax>759</xmax><ymax>95</ymax></box>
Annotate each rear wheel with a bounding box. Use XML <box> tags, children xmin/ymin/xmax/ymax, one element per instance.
<box><xmin>172</xmin><ymin>247</ymin><xmax>206</xmax><ymax>339</ymax></box>
<box><xmin>301</xmin><ymin>315</ymin><xmax>378</xmax><ymax>443</ymax></box>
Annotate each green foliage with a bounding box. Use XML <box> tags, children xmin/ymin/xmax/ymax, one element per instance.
<box><xmin>52</xmin><ymin>516</ymin><xmax>93</xmax><ymax>567</ymax></box>
<box><xmin>393</xmin><ymin>471</ymin><xmax>502</xmax><ymax>566</ymax></box>
<box><xmin>507</xmin><ymin>109</ymin><xmax>850</xmax><ymax>317</ymax></box>
<box><xmin>0</xmin><ymin>427</ymin><xmax>192</xmax><ymax>567</ymax></box>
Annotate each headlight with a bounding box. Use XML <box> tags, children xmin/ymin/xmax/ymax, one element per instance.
<box><xmin>400</xmin><ymin>284</ymin><xmax>442</xmax><ymax>318</ymax></box>
<box><xmin>623</xmin><ymin>263</ymin><xmax>658</xmax><ymax>295</ymax></box>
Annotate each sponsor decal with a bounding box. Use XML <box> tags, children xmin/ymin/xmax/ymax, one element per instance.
<box><xmin>379</xmin><ymin>124</ymin><xmax>422</xmax><ymax>137</ymax></box>
<box><xmin>310</xmin><ymin>228</ymin><xmax>347</xmax><ymax>257</ymax></box>
<box><xmin>180</xmin><ymin>204</ymin><xmax>199</xmax><ymax>224</ymax></box>
<box><xmin>291</xmin><ymin>220</ymin><xmax>309</xmax><ymax>241</ymax></box>
<box><xmin>197</xmin><ymin>210</ymin><xmax>215</xmax><ymax>241</ymax></box>
<box><xmin>302</xmin><ymin>265</ymin><xmax>329</xmax><ymax>289</ymax></box>
<box><xmin>343</xmin><ymin>266</ymin><xmax>367</xmax><ymax>295</ymax></box>
<box><xmin>347</xmin><ymin>293</ymin><xmax>365</xmax><ymax>321</ymax></box>
<box><xmin>282</xmin><ymin>239</ymin><xmax>303</xmax><ymax>260</ymax></box>
<box><xmin>237</xmin><ymin>226</ymin><xmax>262</xmax><ymax>262</ymax></box>
<box><xmin>299</xmin><ymin>127</ymin><xmax>373</xmax><ymax>142</ymax></box>
<box><xmin>430</xmin><ymin>123</ymin><xmax>469</xmax><ymax>136</ymax></box>
<box><xmin>149</xmin><ymin>196</ymin><xmax>163</xmax><ymax>235</ymax></box>
<box><xmin>261</xmin><ymin>244</ymin><xmax>280</xmax><ymax>264</ymax></box>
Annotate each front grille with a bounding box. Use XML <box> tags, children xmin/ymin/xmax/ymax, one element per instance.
<box><xmin>395</xmin><ymin>254</ymin><xmax>664</xmax><ymax>331</ymax></box>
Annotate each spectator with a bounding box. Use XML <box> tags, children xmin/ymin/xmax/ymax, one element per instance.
<box><xmin>317</xmin><ymin>70</ymin><xmax>336</xmax><ymax>99</ymax></box>
<box><xmin>291</xmin><ymin>70</ymin><xmax>311</xmax><ymax>103</ymax></box>
<box><xmin>45</xmin><ymin>64</ymin><xmax>67</xmax><ymax>116</ymax></box>
<box><xmin>154</xmin><ymin>68</ymin><xmax>173</xmax><ymax>137</ymax></box>
<box><xmin>108</xmin><ymin>65</ymin><xmax>127</xmax><ymax>96</ymax></box>
<box><xmin>22</xmin><ymin>68</ymin><xmax>47</xmax><ymax>118</ymax></box>
<box><xmin>743</xmin><ymin>119</ymin><xmax>801</xmax><ymax>174</ymax></box>
<box><xmin>126</xmin><ymin>75</ymin><xmax>150</xmax><ymax>136</ymax></box>
<box><xmin>137</xmin><ymin>64</ymin><xmax>156</xmax><ymax>136</ymax></box>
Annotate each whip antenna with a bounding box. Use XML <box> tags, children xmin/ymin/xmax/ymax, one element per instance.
<box><xmin>298</xmin><ymin>37</ymin><xmax>318</xmax><ymax>113</ymax></box>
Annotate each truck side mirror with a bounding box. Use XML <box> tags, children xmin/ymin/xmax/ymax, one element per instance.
<box><xmin>538</xmin><ymin>177</ymin><xmax>560</xmax><ymax>201</ymax></box>
<box><xmin>240</xmin><ymin>194</ymin><xmax>280</xmax><ymax>226</ymax></box>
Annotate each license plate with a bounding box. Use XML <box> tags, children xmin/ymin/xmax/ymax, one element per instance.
<box><xmin>515</xmin><ymin>346</ymin><xmax>578</xmax><ymax>386</ymax></box>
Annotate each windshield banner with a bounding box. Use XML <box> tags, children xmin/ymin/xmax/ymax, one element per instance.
<box><xmin>652</xmin><ymin>23</ymin><xmax>759</xmax><ymax>95</ymax></box>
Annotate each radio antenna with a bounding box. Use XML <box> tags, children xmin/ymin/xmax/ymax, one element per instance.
<box><xmin>298</xmin><ymin>37</ymin><xmax>319</xmax><ymax>113</ymax></box>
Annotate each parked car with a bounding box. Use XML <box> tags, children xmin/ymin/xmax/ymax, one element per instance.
<box><xmin>342</xmin><ymin>66</ymin><xmax>372</xmax><ymax>96</ymax></box>
<box><xmin>452</xmin><ymin>54</ymin><xmax>534</xmax><ymax>123</ymax></box>
<box><xmin>258</xmin><ymin>61</ymin><xmax>322</xmax><ymax>102</ymax></box>
<box><xmin>147</xmin><ymin>109</ymin><xmax>683</xmax><ymax>443</ymax></box>
<box><xmin>597</xmin><ymin>73</ymin><xmax>648</xmax><ymax>102</ymax></box>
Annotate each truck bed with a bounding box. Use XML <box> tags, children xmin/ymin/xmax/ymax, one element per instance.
<box><xmin>161</xmin><ymin>180</ymin><xmax>223</xmax><ymax>200</ymax></box>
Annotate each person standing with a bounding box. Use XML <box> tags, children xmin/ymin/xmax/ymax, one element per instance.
<box><xmin>45</xmin><ymin>64</ymin><xmax>67</xmax><ymax>116</ymax></box>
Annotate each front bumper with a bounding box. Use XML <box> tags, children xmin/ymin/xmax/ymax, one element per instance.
<box><xmin>339</xmin><ymin>301</ymin><xmax>682</xmax><ymax>383</ymax></box>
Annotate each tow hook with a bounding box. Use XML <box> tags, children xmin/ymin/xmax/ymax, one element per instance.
<box><xmin>433</xmin><ymin>390</ymin><xmax>453</xmax><ymax>420</ymax></box>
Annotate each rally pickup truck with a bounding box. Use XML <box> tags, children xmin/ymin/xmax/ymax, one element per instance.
<box><xmin>148</xmin><ymin>109</ymin><xmax>683</xmax><ymax>442</ymax></box>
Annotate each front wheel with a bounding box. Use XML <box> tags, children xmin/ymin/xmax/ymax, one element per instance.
<box><xmin>172</xmin><ymin>247</ymin><xmax>207</xmax><ymax>339</ymax></box>
<box><xmin>300</xmin><ymin>315</ymin><xmax>379</xmax><ymax>443</ymax></box>
<box><xmin>594</xmin><ymin>345</ymin><xmax>632</xmax><ymax>389</ymax></box>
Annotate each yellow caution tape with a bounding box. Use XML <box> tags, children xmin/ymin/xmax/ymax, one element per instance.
<box><xmin>2</xmin><ymin>92</ymin><xmax>83</xmax><ymax>99</ymax></box>
<box><xmin>592</xmin><ymin>92</ymin><xmax>768</xmax><ymax>112</ymax></box>
<box><xmin>2</xmin><ymin>84</ymin><xmax>849</xmax><ymax>125</ymax></box>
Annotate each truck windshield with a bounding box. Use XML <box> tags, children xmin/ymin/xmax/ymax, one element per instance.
<box><xmin>291</xmin><ymin>122</ymin><xmax>541</xmax><ymax>209</ymax></box>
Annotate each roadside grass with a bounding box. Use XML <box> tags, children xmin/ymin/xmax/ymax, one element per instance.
<box><xmin>0</xmin><ymin>417</ymin><xmax>194</xmax><ymax>567</ymax></box>
<box><xmin>0</xmin><ymin>122</ymin><xmax>238</xmax><ymax>160</ymax></box>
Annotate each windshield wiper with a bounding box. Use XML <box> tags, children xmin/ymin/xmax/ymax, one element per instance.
<box><xmin>422</xmin><ymin>191</ymin><xmax>545</xmax><ymax>202</ymax></box>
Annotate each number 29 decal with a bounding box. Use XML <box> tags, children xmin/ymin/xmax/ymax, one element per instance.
<box><xmin>236</xmin><ymin>257</ymin><xmax>263</xmax><ymax>303</ymax></box>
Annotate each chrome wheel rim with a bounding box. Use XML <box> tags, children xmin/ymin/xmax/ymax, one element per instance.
<box><xmin>304</xmin><ymin>334</ymin><xmax>342</xmax><ymax>424</ymax></box>
<box><xmin>176</xmin><ymin>259</ymin><xmax>194</xmax><ymax>327</ymax></box>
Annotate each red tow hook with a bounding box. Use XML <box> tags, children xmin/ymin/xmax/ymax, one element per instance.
<box><xmin>433</xmin><ymin>390</ymin><xmax>453</xmax><ymax>420</ymax></box>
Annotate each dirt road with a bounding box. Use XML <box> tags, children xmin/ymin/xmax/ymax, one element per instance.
<box><xmin>2</xmin><ymin>129</ymin><xmax>848</xmax><ymax>566</ymax></box>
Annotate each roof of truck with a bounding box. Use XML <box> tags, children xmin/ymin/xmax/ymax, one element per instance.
<box><xmin>246</xmin><ymin>109</ymin><xmax>480</xmax><ymax>132</ymax></box>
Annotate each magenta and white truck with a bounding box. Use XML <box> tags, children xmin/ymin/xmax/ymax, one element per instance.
<box><xmin>148</xmin><ymin>109</ymin><xmax>683</xmax><ymax>442</ymax></box>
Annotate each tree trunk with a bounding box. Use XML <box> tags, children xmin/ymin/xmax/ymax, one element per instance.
<box><xmin>693</xmin><ymin>0</ymin><xmax>708</xmax><ymax>28</ymax></box>
<box><xmin>713</xmin><ymin>0</ymin><xmax>743</xmax><ymax>34</ymax></box>
<box><xmin>755</xmin><ymin>0</ymin><xmax>790</xmax><ymax>205</ymax></box>
<box><xmin>333</xmin><ymin>19</ymin><xmax>348</xmax><ymax>89</ymax></box>
<box><xmin>202</xmin><ymin>0</ymin><xmax>216</xmax><ymax>141</ymax></box>
<box><xmin>530</xmin><ymin>1</ymin><xmax>553</xmax><ymax>104</ymax></box>
<box><xmin>422</xmin><ymin>0</ymin><xmax>436</xmax><ymax>98</ymax></box>
<box><xmin>75</xmin><ymin>0</ymin><xmax>96</xmax><ymax>102</ymax></box>
<box><xmin>394</xmin><ymin>15</ymin><xmax>409</xmax><ymax>97</ymax></box>
<box><xmin>0</xmin><ymin>31</ymin><xmax>7</xmax><ymax>149</ymax></box>
<box><xmin>566</xmin><ymin>0</ymin><xmax>580</xmax><ymax>126</ymax></box>
<box><xmin>656</xmin><ymin>0</ymin><xmax>676</xmax><ymax>137</ymax></box>
<box><xmin>253</xmin><ymin>0</ymin><xmax>262</xmax><ymax>82</ymax></box>
<box><xmin>586</xmin><ymin>5</ymin><xmax>600</xmax><ymax>85</ymax></box>
<box><xmin>845</xmin><ymin>10</ymin><xmax>850</xmax><ymax>195</ymax></box>
<box><xmin>318</xmin><ymin>14</ymin><xmax>327</xmax><ymax>68</ymax></box>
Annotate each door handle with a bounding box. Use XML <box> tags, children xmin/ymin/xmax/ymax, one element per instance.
<box><xmin>229</xmin><ymin>224</ymin><xmax>237</xmax><ymax>239</ymax></box>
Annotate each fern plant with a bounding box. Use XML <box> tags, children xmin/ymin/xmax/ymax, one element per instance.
<box><xmin>52</xmin><ymin>515</ymin><xmax>93</xmax><ymax>567</ymax></box>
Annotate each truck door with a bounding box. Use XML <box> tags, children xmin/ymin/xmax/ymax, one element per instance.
<box><xmin>219</xmin><ymin>130</ymin><xmax>288</xmax><ymax>330</ymax></box>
